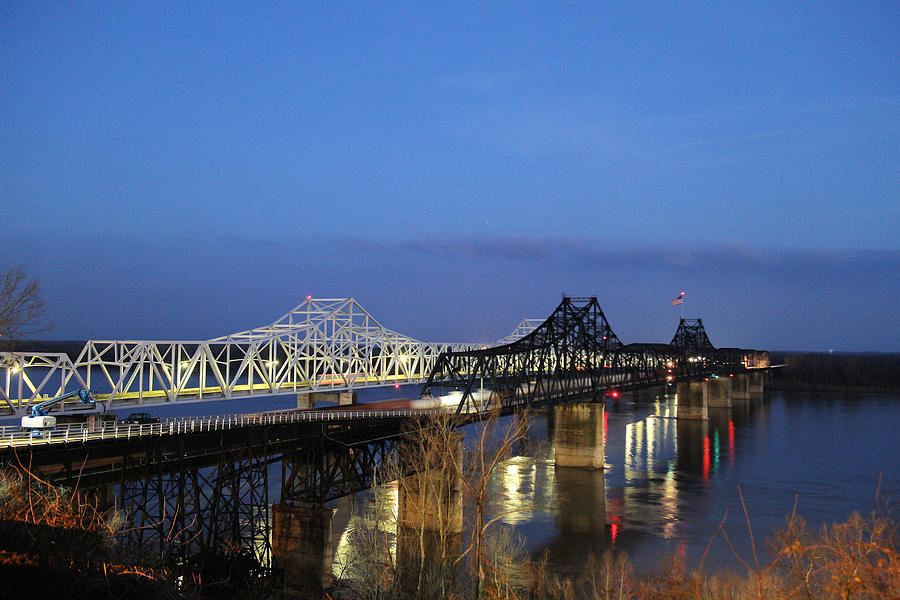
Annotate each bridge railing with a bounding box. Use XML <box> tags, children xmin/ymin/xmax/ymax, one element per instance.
<box><xmin>0</xmin><ymin>406</ymin><xmax>442</xmax><ymax>449</ymax></box>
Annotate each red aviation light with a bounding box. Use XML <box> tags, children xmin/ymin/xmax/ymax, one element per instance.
<box><xmin>306</xmin><ymin>295</ymin><xmax>312</xmax><ymax>300</ymax></box>
<box><xmin>611</xmin><ymin>390</ymin><xmax>619</xmax><ymax>398</ymax></box>
<box><xmin>394</xmin><ymin>384</ymin><xmax>400</xmax><ymax>389</ymax></box>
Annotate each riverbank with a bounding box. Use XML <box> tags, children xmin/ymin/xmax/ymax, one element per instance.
<box><xmin>769</xmin><ymin>352</ymin><xmax>900</xmax><ymax>393</ymax></box>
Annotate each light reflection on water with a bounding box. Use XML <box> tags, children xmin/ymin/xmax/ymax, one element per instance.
<box><xmin>333</xmin><ymin>390</ymin><xmax>900</xmax><ymax>576</ymax></box>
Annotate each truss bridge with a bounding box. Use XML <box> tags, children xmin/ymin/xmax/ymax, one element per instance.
<box><xmin>421</xmin><ymin>296</ymin><xmax>769</xmax><ymax>413</ymax></box>
<box><xmin>0</xmin><ymin>298</ymin><xmax>495</xmax><ymax>417</ymax></box>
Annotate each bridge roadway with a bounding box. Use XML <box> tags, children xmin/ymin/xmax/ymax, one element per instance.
<box><xmin>0</xmin><ymin>371</ymin><xmax>639</xmax><ymax>489</ymax></box>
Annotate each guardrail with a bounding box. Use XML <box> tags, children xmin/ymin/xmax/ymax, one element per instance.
<box><xmin>0</xmin><ymin>408</ymin><xmax>431</xmax><ymax>450</ymax></box>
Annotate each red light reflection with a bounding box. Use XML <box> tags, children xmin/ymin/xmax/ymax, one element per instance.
<box><xmin>702</xmin><ymin>436</ymin><xmax>710</xmax><ymax>479</ymax></box>
<box><xmin>729</xmin><ymin>420</ymin><xmax>735</xmax><ymax>467</ymax></box>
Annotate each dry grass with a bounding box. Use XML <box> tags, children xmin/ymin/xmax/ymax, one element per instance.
<box><xmin>0</xmin><ymin>458</ymin><xmax>177</xmax><ymax>598</ymax></box>
<box><xmin>519</xmin><ymin>488</ymin><xmax>899</xmax><ymax>600</ymax></box>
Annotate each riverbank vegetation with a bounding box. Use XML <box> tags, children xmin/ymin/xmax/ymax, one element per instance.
<box><xmin>769</xmin><ymin>352</ymin><xmax>900</xmax><ymax>392</ymax></box>
<box><xmin>0</xmin><ymin>461</ymin><xmax>177</xmax><ymax>598</ymax></box>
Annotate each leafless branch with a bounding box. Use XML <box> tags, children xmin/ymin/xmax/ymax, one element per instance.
<box><xmin>0</xmin><ymin>265</ymin><xmax>52</xmax><ymax>340</ymax></box>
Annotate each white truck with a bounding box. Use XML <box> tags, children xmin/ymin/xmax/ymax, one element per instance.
<box><xmin>21</xmin><ymin>389</ymin><xmax>96</xmax><ymax>432</ymax></box>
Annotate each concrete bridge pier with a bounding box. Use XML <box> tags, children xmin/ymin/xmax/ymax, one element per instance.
<box><xmin>553</xmin><ymin>403</ymin><xmax>605</xmax><ymax>469</ymax></box>
<box><xmin>706</xmin><ymin>377</ymin><xmax>733</xmax><ymax>409</ymax></box>
<box><xmin>676</xmin><ymin>381</ymin><xmax>708</xmax><ymax>419</ymax></box>
<box><xmin>731</xmin><ymin>371</ymin><xmax>765</xmax><ymax>402</ymax></box>
<box><xmin>297</xmin><ymin>391</ymin><xmax>358</xmax><ymax>409</ymax></box>
<box><xmin>272</xmin><ymin>501</ymin><xmax>336</xmax><ymax>593</ymax></box>
<box><xmin>78</xmin><ymin>483</ymin><xmax>116</xmax><ymax>511</ymax></box>
<box><xmin>397</xmin><ymin>432</ymin><xmax>464</xmax><ymax>535</ymax></box>
<box><xmin>397</xmin><ymin>432</ymin><xmax>464</xmax><ymax>592</ymax></box>
<box><xmin>748</xmin><ymin>371</ymin><xmax>766</xmax><ymax>396</ymax></box>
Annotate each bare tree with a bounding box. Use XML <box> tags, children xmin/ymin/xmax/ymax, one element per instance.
<box><xmin>451</xmin><ymin>407</ymin><xmax>531</xmax><ymax>600</ymax></box>
<box><xmin>0</xmin><ymin>266</ymin><xmax>51</xmax><ymax>340</ymax></box>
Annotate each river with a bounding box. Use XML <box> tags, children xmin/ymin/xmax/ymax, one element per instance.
<box><xmin>330</xmin><ymin>387</ymin><xmax>900</xmax><ymax>577</ymax></box>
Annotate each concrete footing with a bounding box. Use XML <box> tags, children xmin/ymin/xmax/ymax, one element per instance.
<box><xmin>272</xmin><ymin>502</ymin><xmax>335</xmax><ymax>592</ymax></box>
<box><xmin>297</xmin><ymin>391</ymin><xmax>358</xmax><ymax>409</ymax></box>
<box><xmin>553</xmin><ymin>403</ymin><xmax>605</xmax><ymax>469</ymax></box>
<box><xmin>731</xmin><ymin>372</ymin><xmax>765</xmax><ymax>401</ymax></box>
<box><xmin>676</xmin><ymin>381</ymin><xmax>708</xmax><ymax>419</ymax></box>
<box><xmin>707</xmin><ymin>378</ymin><xmax>733</xmax><ymax>408</ymax></box>
<box><xmin>398</xmin><ymin>433</ymin><xmax>464</xmax><ymax>534</ymax></box>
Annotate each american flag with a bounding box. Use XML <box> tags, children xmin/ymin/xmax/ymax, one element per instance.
<box><xmin>671</xmin><ymin>292</ymin><xmax>684</xmax><ymax>306</ymax></box>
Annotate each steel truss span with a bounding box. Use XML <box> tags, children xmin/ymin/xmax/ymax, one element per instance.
<box><xmin>0</xmin><ymin>298</ymin><xmax>487</xmax><ymax>417</ymax></box>
<box><xmin>421</xmin><ymin>296</ymin><xmax>770</xmax><ymax>414</ymax></box>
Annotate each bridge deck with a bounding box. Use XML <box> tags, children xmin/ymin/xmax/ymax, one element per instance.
<box><xmin>0</xmin><ymin>406</ymin><xmax>431</xmax><ymax>450</ymax></box>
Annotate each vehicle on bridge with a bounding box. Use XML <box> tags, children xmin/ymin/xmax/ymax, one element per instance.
<box><xmin>121</xmin><ymin>412</ymin><xmax>160</xmax><ymax>425</ymax></box>
<box><xmin>20</xmin><ymin>389</ymin><xmax>96</xmax><ymax>432</ymax></box>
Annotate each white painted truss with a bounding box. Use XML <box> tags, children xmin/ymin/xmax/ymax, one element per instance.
<box><xmin>0</xmin><ymin>298</ymin><xmax>502</xmax><ymax>417</ymax></box>
<box><xmin>493</xmin><ymin>319</ymin><xmax>544</xmax><ymax>345</ymax></box>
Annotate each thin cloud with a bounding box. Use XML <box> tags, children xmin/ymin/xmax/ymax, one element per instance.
<box><xmin>336</xmin><ymin>234</ymin><xmax>900</xmax><ymax>282</ymax></box>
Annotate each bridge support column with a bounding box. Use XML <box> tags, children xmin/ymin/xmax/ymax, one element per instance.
<box><xmin>398</xmin><ymin>432</ymin><xmax>464</xmax><ymax>535</ymax></box>
<box><xmin>298</xmin><ymin>391</ymin><xmax>358</xmax><ymax>409</ymax></box>
<box><xmin>272</xmin><ymin>501</ymin><xmax>335</xmax><ymax>593</ymax></box>
<box><xmin>706</xmin><ymin>377</ymin><xmax>732</xmax><ymax>408</ymax></box>
<box><xmin>676</xmin><ymin>381</ymin><xmax>708</xmax><ymax>419</ymax></box>
<box><xmin>396</xmin><ymin>432</ymin><xmax>464</xmax><ymax>594</ymax></box>
<box><xmin>553</xmin><ymin>403</ymin><xmax>605</xmax><ymax>469</ymax></box>
<box><xmin>77</xmin><ymin>483</ymin><xmax>116</xmax><ymax>511</ymax></box>
<box><xmin>747</xmin><ymin>371</ymin><xmax>765</xmax><ymax>396</ymax></box>
<box><xmin>731</xmin><ymin>374</ymin><xmax>752</xmax><ymax>401</ymax></box>
<box><xmin>732</xmin><ymin>371</ymin><xmax>765</xmax><ymax>400</ymax></box>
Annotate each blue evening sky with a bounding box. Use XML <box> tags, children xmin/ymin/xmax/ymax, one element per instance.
<box><xmin>2</xmin><ymin>2</ymin><xmax>898</xmax><ymax>351</ymax></box>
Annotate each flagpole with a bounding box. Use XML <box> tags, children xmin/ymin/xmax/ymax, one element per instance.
<box><xmin>682</xmin><ymin>292</ymin><xmax>685</xmax><ymax>320</ymax></box>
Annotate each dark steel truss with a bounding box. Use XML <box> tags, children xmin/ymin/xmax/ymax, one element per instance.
<box><xmin>422</xmin><ymin>297</ymin><xmax>755</xmax><ymax>413</ymax></box>
<box><xmin>118</xmin><ymin>441</ymin><xmax>271</xmax><ymax>570</ymax></box>
<box><xmin>281</xmin><ymin>427</ymin><xmax>401</xmax><ymax>504</ymax></box>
